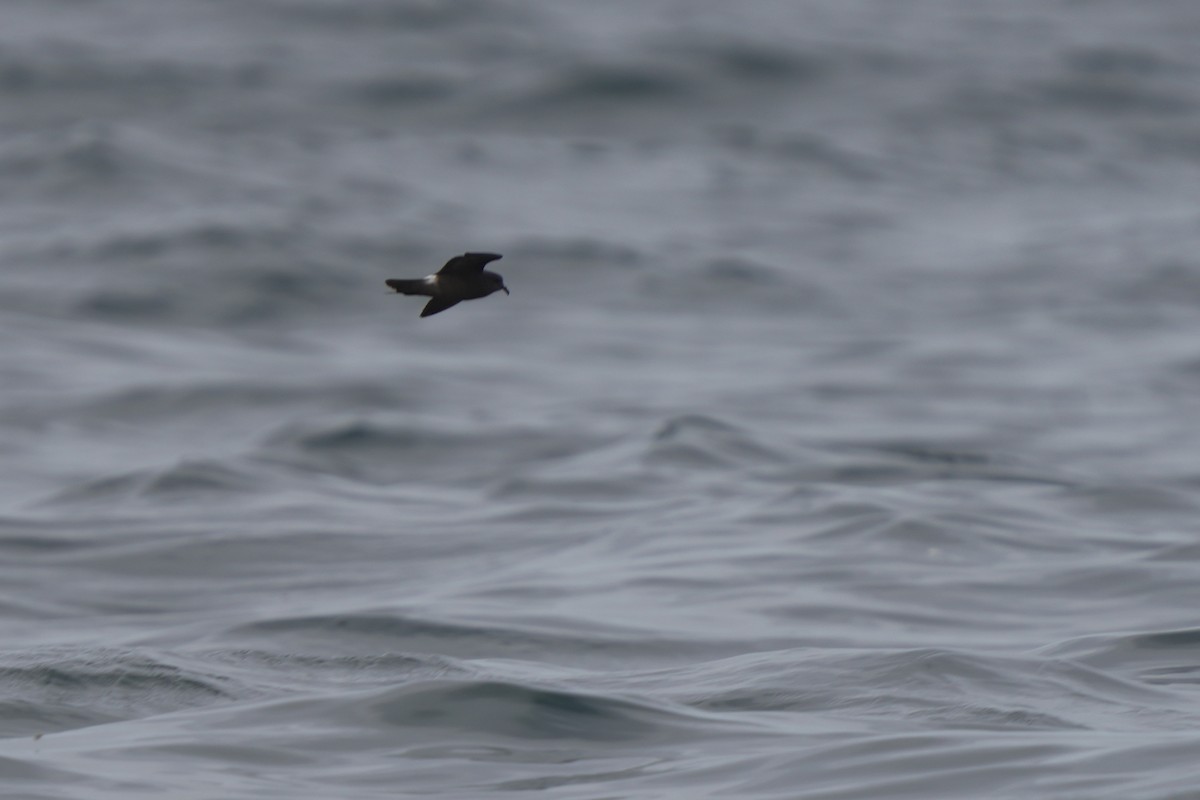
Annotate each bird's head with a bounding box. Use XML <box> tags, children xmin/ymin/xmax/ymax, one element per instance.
<box><xmin>483</xmin><ymin>270</ymin><xmax>509</xmax><ymax>295</ymax></box>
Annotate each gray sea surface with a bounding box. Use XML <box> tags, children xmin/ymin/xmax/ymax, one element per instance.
<box><xmin>5</xmin><ymin>1</ymin><xmax>1200</xmax><ymax>797</ymax></box>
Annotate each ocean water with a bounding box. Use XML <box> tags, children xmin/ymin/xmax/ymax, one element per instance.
<box><xmin>4</xmin><ymin>1</ymin><xmax>1200</xmax><ymax>797</ymax></box>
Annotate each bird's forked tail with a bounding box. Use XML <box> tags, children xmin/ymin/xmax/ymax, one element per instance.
<box><xmin>385</xmin><ymin>279</ymin><xmax>433</xmax><ymax>296</ymax></box>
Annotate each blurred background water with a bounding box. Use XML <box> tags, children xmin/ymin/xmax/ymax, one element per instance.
<box><xmin>5</xmin><ymin>1</ymin><xmax>1200</xmax><ymax>797</ymax></box>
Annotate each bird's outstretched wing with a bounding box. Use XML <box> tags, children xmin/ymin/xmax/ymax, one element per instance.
<box><xmin>420</xmin><ymin>297</ymin><xmax>461</xmax><ymax>317</ymax></box>
<box><xmin>437</xmin><ymin>252</ymin><xmax>502</xmax><ymax>276</ymax></box>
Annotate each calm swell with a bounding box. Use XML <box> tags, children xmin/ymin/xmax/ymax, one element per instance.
<box><xmin>3</xmin><ymin>2</ymin><xmax>1200</xmax><ymax>797</ymax></box>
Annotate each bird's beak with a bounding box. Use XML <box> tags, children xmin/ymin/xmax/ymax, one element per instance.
<box><xmin>501</xmin><ymin>286</ymin><xmax>510</xmax><ymax>295</ymax></box>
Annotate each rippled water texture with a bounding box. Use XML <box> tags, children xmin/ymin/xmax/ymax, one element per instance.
<box><xmin>5</xmin><ymin>1</ymin><xmax>1200</xmax><ymax>797</ymax></box>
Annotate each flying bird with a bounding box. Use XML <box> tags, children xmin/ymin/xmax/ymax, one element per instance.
<box><xmin>386</xmin><ymin>252</ymin><xmax>509</xmax><ymax>318</ymax></box>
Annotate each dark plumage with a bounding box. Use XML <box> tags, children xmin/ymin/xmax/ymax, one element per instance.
<box><xmin>386</xmin><ymin>252</ymin><xmax>509</xmax><ymax>318</ymax></box>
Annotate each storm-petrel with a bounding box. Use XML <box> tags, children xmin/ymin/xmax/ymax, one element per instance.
<box><xmin>386</xmin><ymin>252</ymin><xmax>509</xmax><ymax>317</ymax></box>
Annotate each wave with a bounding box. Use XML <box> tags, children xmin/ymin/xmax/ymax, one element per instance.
<box><xmin>0</xmin><ymin>648</ymin><xmax>234</xmax><ymax>738</ymax></box>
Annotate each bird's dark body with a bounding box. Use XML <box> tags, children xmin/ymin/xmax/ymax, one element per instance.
<box><xmin>386</xmin><ymin>252</ymin><xmax>508</xmax><ymax>317</ymax></box>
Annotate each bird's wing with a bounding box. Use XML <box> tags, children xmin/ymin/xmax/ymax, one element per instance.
<box><xmin>420</xmin><ymin>297</ymin><xmax>461</xmax><ymax>317</ymax></box>
<box><xmin>437</xmin><ymin>252</ymin><xmax>502</xmax><ymax>275</ymax></box>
